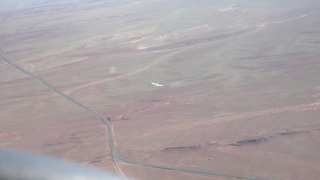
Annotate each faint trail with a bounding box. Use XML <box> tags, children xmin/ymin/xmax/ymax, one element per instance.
<box><xmin>114</xmin><ymin>157</ymin><xmax>129</xmax><ymax>180</ymax></box>
<box><xmin>0</xmin><ymin>48</ymin><xmax>271</xmax><ymax>180</ymax></box>
<box><xmin>257</xmin><ymin>10</ymin><xmax>319</xmax><ymax>27</ymax></box>
<box><xmin>1</xmin><ymin>88</ymin><xmax>60</xmax><ymax>129</ymax></box>
<box><xmin>213</xmin><ymin>39</ymin><xmax>243</xmax><ymax>89</ymax></box>
<box><xmin>241</xmin><ymin>154</ymin><xmax>271</xmax><ymax>177</ymax></box>
<box><xmin>64</xmin><ymin>50</ymin><xmax>183</xmax><ymax>95</ymax></box>
<box><xmin>136</xmin><ymin>87</ymin><xmax>314</xmax><ymax>121</ymax></box>
<box><xmin>53</xmin><ymin>25</ymin><xmax>254</xmax><ymax>97</ymax></box>
<box><xmin>128</xmin><ymin>100</ymin><xmax>320</xmax><ymax>143</ymax></box>
<box><xmin>41</xmin><ymin>56</ymin><xmax>89</xmax><ymax>71</ymax></box>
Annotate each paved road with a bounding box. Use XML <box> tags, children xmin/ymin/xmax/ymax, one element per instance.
<box><xmin>0</xmin><ymin>48</ymin><xmax>271</xmax><ymax>180</ymax></box>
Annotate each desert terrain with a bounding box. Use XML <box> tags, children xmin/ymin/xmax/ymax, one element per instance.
<box><xmin>1</xmin><ymin>0</ymin><xmax>320</xmax><ymax>179</ymax></box>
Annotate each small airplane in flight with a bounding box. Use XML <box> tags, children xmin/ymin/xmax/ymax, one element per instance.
<box><xmin>151</xmin><ymin>82</ymin><xmax>163</xmax><ymax>87</ymax></box>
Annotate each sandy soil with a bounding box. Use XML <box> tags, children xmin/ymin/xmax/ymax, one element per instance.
<box><xmin>1</xmin><ymin>0</ymin><xmax>320</xmax><ymax>179</ymax></box>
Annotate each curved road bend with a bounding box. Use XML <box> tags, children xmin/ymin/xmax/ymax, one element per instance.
<box><xmin>0</xmin><ymin>48</ymin><xmax>271</xmax><ymax>180</ymax></box>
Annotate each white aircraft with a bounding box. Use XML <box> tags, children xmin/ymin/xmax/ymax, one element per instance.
<box><xmin>151</xmin><ymin>82</ymin><xmax>163</xmax><ymax>87</ymax></box>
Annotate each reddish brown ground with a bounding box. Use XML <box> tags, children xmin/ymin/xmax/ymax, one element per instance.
<box><xmin>1</xmin><ymin>1</ymin><xmax>320</xmax><ymax>180</ymax></box>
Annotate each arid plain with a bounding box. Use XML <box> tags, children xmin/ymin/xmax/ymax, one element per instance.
<box><xmin>1</xmin><ymin>0</ymin><xmax>320</xmax><ymax>179</ymax></box>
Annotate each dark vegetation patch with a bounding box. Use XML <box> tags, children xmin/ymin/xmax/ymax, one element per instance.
<box><xmin>120</xmin><ymin>116</ymin><xmax>130</xmax><ymax>120</ymax></box>
<box><xmin>162</xmin><ymin>145</ymin><xmax>198</xmax><ymax>151</ymax></box>
<box><xmin>277</xmin><ymin>131</ymin><xmax>308</xmax><ymax>136</ymax></box>
<box><xmin>88</xmin><ymin>155</ymin><xmax>109</xmax><ymax>164</ymax></box>
<box><xmin>89</xmin><ymin>160</ymin><xmax>102</xmax><ymax>164</ymax></box>
<box><xmin>46</xmin><ymin>140</ymin><xmax>83</xmax><ymax>147</ymax></box>
<box><xmin>228</xmin><ymin>130</ymin><xmax>309</xmax><ymax>147</ymax></box>
<box><xmin>229</xmin><ymin>137</ymin><xmax>268</xmax><ymax>146</ymax></box>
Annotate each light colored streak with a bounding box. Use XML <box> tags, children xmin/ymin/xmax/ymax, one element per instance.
<box><xmin>151</xmin><ymin>82</ymin><xmax>163</xmax><ymax>87</ymax></box>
